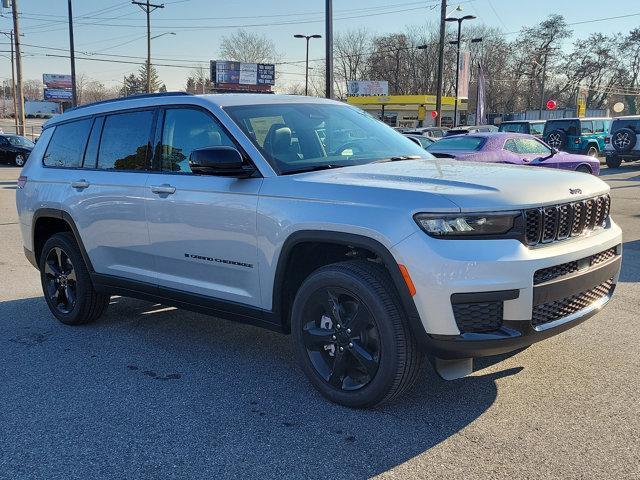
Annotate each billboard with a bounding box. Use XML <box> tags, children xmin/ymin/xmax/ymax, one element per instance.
<box><xmin>43</xmin><ymin>74</ymin><xmax>72</xmax><ymax>89</ymax></box>
<box><xmin>44</xmin><ymin>88</ymin><xmax>73</xmax><ymax>101</ymax></box>
<box><xmin>347</xmin><ymin>80</ymin><xmax>389</xmax><ymax>97</ymax></box>
<box><xmin>211</xmin><ymin>61</ymin><xmax>275</xmax><ymax>92</ymax></box>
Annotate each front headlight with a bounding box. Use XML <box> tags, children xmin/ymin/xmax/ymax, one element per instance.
<box><xmin>414</xmin><ymin>212</ymin><xmax>519</xmax><ymax>237</ymax></box>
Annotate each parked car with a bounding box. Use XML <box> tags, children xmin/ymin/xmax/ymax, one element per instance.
<box><xmin>498</xmin><ymin>120</ymin><xmax>545</xmax><ymax>138</ymax></box>
<box><xmin>17</xmin><ymin>93</ymin><xmax>621</xmax><ymax>408</ymax></box>
<box><xmin>404</xmin><ymin>126</ymin><xmax>449</xmax><ymax>138</ymax></box>
<box><xmin>603</xmin><ymin>115</ymin><xmax>640</xmax><ymax>168</ymax></box>
<box><xmin>0</xmin><ymin>134</ymin><xmax>34</xmax><ymax>166</ymax></box>
<box><xmin>403</xmin><ymin>133</ymin><xmax>435</xmax><ymax>149</ymax></box>
<box><xmin>543</xmin><ymin>117</ymin><xmax>610</xmax><ymax>157</ymax></box>
<box><xmin>426</xmin><ymin>132</ymin><xmax>600</xmax><ymax>174</ymax></box>
<box><xmin>445</xmin><ymin>125</ymin><xmax>498</xmax><ymax>136</ymax></box>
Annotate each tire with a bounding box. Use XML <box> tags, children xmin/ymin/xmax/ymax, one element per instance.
<box><xmin>586</xmin><ymin>145</ymin><xmax>599</xmax><ymax>157</ymax></box>
<box><xmin>291</xmin><ymin>260</ymin><xmax>423</xmax><ymax>408</ymax></box>
<box><xmin>14</xmin><ymin>154</ymin><xmax>25</xmax><ymax>167</ymax></box>
<box><xmin>39</xmin><ymin>232</ymin><xmax>110</xmax><ymax>325</ymax></box>
<box><xmin>576</xmin><ymin>164</ymin><xmax>592</xmax><ymax>174</ymax></box>
<box><xmin>605</xmin><ymin>155</ymin><xmax>622</xmax><ymax>168</ymax></box>
<box><xmin>546</xmin><ymin>129</ymin><xmax>567</xmax><ymax>150</ymax></box>
<box><xmin>611</xmin><ymin>128</ymin><xmax>636</xmax><ymax>153</ymax></box>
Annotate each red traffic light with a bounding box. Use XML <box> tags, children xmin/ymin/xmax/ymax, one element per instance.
<box><xmin>430</xmin><ymin>111</ymin><xmax>438</xmax><ymax>119</ymax></box>
<box><xmin>546</xmin><ymin>99</ymin><xmax>557</xmax><ymax>110</ymax></box>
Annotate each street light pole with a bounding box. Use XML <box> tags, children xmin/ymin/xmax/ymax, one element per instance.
<box><xmin>294</xmin><ymin>34</ymin><xmax>322</xmax><ymax>96</ymax></box>
<box><xmin>447</xmin><ymin>14</ymin><xmax>476</xmax><ymax>127</ymax></box>
<box><xmin>11</xmin><ymin>0</ymin><xmax>25</xmax><ymax>136</ymax></box>
<box><xmin>0</xmin><ymin>30</ymin><xmax>18</xmax><ymax>133</ymax></box>
<box><xmin>435</xmin><ymin>0</ymin><xmax>447</xmax><ymax>127</ymax></box>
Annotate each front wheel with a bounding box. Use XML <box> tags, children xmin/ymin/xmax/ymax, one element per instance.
<box><xmin>291</xmin><ymin>260</ymin><xmax>423</xmax><ymax>408</ymax></box>
<box><xmin>586</xmin><ymin>145</ymin><xmax>599</xmax><ymax>157</ymax></box>
<box><xmin>14</xmin><ymin>154</ymin><xmax>25</xmax><ymax>167</ymax></box>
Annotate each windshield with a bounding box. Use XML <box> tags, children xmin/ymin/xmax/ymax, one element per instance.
<box><xmin>224</xmin><ymin>103</ymin><xmax>432</xmax><ymax>174</ymax></box>
<box><xmin>6</xmin><ymin>136</ymin><xmax>34</xmax><ymax>147</ymax></box>
<box><xmin>426</xmin><ymin>135</ymin><xmax>485</xmax><ymax>151</ymax></box>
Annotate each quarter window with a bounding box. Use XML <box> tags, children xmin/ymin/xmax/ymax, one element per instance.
<box><xmin>97</xmin><ymin>110</ymin><xmax>154</xmax><ymax>170</ymax></box>
<box><xmin>160</xmin><ymin>108</ymin><xmax>235</xmax><ymax>173</ymax></box>
<box><xmin>44</xmin><ymin>119</ymin><xmax>92</xmax><ymax>168</ymax></box>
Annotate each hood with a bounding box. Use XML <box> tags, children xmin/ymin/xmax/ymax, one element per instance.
<box><xmin>279</xmin><ymin>158</ymin><xmax>609</xmax><ymax>212</ymax></box>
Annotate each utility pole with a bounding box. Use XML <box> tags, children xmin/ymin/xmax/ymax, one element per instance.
<box><xmin>0</xmin><ymin>30</ymin><xmax>18</xmax><ymax>133</ymax></box>
<box><xmin>435</xmin><ymin>0</ymin><xmax>447</xmax><ymax>127</ymax></box>
<box><xmin>11</xmin><ymin>0</ymin><xmax>25</xmax><ymax>136</ymax></box>
<box><xmin>132</xmin><ymin>0</ymin><xmax>165</xmax><ymax>93</ymax></box>
<box><xmin>67</xmin><ymin>0</ymin><xmax>77</xmax><ymax>106</ymax></box>
<box><xmin>325</xmin><ymin>0</ymin><xmax>333</xmax><ymax>99</ymax></box>
<box><xmin>538</xmin><ymin>49</ymin><xmax>549</xmax><ymax>120</ymax></box>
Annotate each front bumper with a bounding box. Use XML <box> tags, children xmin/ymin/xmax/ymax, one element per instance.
<box><xmin>392</xmin><ymin>220</ymin><xmax>623</xmax><ymax>358</ymax></box>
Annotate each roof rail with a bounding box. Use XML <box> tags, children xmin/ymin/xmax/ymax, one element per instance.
<box><xmin>67</xmin><ymin>91</ymin><xmax>192</xmax><ymax>112</ymax></box>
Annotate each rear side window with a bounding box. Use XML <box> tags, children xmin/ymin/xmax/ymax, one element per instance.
<box><xmin>544</xmin><ymin>120</ymin><xmax>579</xmax><ymax>136</ymax></box>
<box><xmin>594</xmin><ymin>120</ymin><xmax>605</xmax><ymax>133</ymax></box>
<box><xmin>611</xmin><ymin>118</ymin><xmax>640</xmax><ymax>134</ymax></box>
<box><xmin>580</xmin><ymin>121</ymin><xmax>594</xmax><ymax>134</ymax></box>
<box><xmin>500</xmin><ymin>123</ymin><xmax>526</xmax><ymax>133</ymax></box>
<box><xmin>97</xmin><ymin>110</ymin><xmax>154</xmax><ymax>170</ymax></box>
<box><xmin>44</xmin><ymin>119</ymin><xmax>92</xmax><ymax>168</ymax></box>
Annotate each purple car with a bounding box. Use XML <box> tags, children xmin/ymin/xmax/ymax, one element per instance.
<box><xmin>425</xmin><ymin>132</ymin><xmax>600</xmax><ymax>175</ymax></box>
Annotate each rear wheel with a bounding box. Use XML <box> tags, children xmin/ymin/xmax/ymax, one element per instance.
<box><xmin>586</xmin><ymin>145</ymin><xmax>599</xmax><ymax>157</ymax></box>
<box><xmin>39</xmin><ymin>232</ymin><xmax>110</xmax><ymax>325</ymax></box>
<box><xmin>291</xmin><ymin>260</ymin><xmax>423</xmax><ymax>408</ymax></box>
<box><xmin>576</xmin><ymin>164</ymin><xmax>592</xmax><ymax>174</ymax></box>
<box><xmin>605</xmin><ymin>155</ymin><xmax>622</xmax><ymax>169</ymax></box>
<box><xmin>14</xmin><ymin>154</ymin><xmax>25</xmax><ymax>167</ymax></box>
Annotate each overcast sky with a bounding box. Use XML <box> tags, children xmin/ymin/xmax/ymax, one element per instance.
<box><xmin>1</xmin><ymin>0</ymin><xmax>639</xmax><ymax>92</ymax></box>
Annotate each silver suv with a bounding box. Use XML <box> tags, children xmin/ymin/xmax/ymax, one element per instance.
<box><xmin>16</xmin><ymin>93</ymin><xmax>622</xmax><ymax>408</ymax></box>
<box><xmin>604</xmin><ymin>115</ymin><xmax>640</xmax><ymax>168</ymax></box>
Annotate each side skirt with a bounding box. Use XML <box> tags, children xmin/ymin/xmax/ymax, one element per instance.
<box><xmin>91</xmin><ymin>273</ymin><xmax>283</xmax><ymax>333</ymax></box>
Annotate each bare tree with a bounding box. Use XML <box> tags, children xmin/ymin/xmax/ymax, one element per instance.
<box><xmin>219</xmin><ymin>29</ymin><xmax>279</xmax><ymax>63</ymax></box>
<box><xmin>334</xmin><ymin>28</ymin><xmax>370</xmax><ymax>97</ymax></box>
<box><xmin>23</xmin><ymin>79</ymin><xmax>43</xmax><ymax>101</ymax></box>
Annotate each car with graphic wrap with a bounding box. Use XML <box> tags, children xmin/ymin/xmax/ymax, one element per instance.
<box><xmin>16</xmin><ymin>93</ymin><xmax>622</xmax><ymax>408</ymax></box>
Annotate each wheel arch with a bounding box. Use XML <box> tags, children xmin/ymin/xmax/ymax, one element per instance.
<box><xmin>272</xmin><ymin>230</ymin><xmax>428</xmax><ymax>344</ymax></box>
<box><xmin>32</xmin><ymin>208</ymin><xmax>94</xmax><ymax>272</ymax></box>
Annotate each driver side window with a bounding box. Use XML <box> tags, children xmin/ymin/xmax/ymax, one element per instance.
<box><xmin>515</xmin><ymin>138</ymin><xmax>551</xmax><ymax>155</ymax></box>
<box><xmin>504</xmin><ymin>139</ymin><xmax>519</xmax><ymax>153</ymax></box>
<box><xmin>160</xmin><ymin>108</ymin><xmax>235</xmax><ymax>173</ymax></box>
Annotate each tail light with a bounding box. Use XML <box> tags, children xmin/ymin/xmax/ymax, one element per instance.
<box><xmin>574</xmin><ymin>138</ymin><xmax>581</xmax><ymax>144</ymax></box>
<box><xmin>605</xmin><ymin>136</ymin><xmax>610</xmax><ymax>144</ymax></box>
<box><xmin>17</xmin><ymin>176</ymin><xmax>27</xmax><ymax>189</ymax></box>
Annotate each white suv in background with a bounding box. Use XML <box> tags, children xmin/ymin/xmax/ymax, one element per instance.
<box><xmin>605</xmin><ymin>115</ymin><xmax>640</xmax><ymax>168</ymax></box>
<box><xmin>16</xmin><ymin>93</ymin><xmax>622</xmax><ymax>408</ymax></box>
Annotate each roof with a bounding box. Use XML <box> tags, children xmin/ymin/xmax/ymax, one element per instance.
<box><xmin>546</xmin><ymin>117</ymin><xmax>611</xmax><ymax>121</ymax></box>
<box><xmin>44</xmin><ymin>93</ymin><xmax>344</xmax><ymax>128</ymax></box>
<box><xmin>500</xmin><ymin>120</ymin><xmax>545</xmax><ymax>124</ymax></box>
<box><xmin>611</xmin><ymin>115</ymin><xmax>640</xmax><ymax>120</ymax></box>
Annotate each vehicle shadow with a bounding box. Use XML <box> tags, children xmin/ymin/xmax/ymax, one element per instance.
<box><xmin>0</xmin><ymin>295</ymin><xmax>523</xmax><ymax>479</ymax></box>
<box><xmin>620</xmin><ymin>239</ymin><xmax>640</xmax><ymax>283</ymax></box>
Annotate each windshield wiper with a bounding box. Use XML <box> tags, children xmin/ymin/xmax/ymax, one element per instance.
<box><xmin>281</xmin><ymin>164</ymin><xmax>344</xmax><ymax>175</ymax></box>
<box><xmin>372</xmin><ymin>155</ymin><xmax>424</xmax><ymax>163</ymax></box>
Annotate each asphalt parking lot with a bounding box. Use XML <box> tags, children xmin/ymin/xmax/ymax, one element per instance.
<box><xmin>0</xmin><ymin>164</ymin><xmax>638</xmax><ymax>480</ymax></box>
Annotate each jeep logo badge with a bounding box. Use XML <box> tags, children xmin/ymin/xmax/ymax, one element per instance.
<box><xmin>569</xmin><ymin>188</ymin><xmax>582</xmax><ymax>195</ymax></box>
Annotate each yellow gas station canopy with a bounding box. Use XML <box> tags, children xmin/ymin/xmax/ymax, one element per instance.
<box><xmin>346</xmin><ymin>95</ymin><xmax>464</xmax><ymax>107</ymax></box>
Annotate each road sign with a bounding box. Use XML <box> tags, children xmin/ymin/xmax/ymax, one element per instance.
<box><xmin>431</xmin><ymin>110</ymin><xmax>438</xmax><ymax>119</ymax></box>
<box><xmin>546</xmin><ymin>99</ymin><xmax>557</xmax><ymax>110</ymax></box>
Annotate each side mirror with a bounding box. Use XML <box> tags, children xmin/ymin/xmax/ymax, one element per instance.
<box><xmin>189</xmin><ymin>147</ymin><xmax>255</xmax><ymax>177</ymax></box>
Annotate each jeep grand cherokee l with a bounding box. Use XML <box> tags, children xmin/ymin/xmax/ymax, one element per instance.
<box><xmin>16</xmin><ymin>93</ymin><xmax>622</xmax><ymax>408</ymax></box>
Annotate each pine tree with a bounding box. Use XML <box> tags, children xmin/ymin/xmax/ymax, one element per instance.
<box><xmin>120</xmin><ymin>73</ymin><xmax>144</xmax><ymax>96</ymax></box>
<box><xmin>137</xmin><ymin>63</ymin><xmax>162</xmax><ymax>93</ymax></box>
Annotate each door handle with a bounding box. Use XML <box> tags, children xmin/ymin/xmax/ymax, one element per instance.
<box><xmin>71</xmin><ymin>180</ymin><xmax>90</xmax><ymax>190</ymax></box>
<box><xmin>150</xmin><ymin>184</ymin><xmax>176</xmax><ymax>195</ymax></box>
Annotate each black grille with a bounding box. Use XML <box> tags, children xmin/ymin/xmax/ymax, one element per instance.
<box><xmin>532</xmin><ymin>278</ymin><xmax>614</xmax><ymax>327</ymax></box>
<box><xmin>524</xmin><ymin>194</ymin><xmax>610</xmax><ymax>246</ymax></box>
<box><xmin>453</xmin><ymin>302</ymin><xmax>503</xmax><ymax>333</ymax></box>
<box><xmin>533</xmin><ymin>246</ymin><xmax>619</xmax><ymax>285</ymax></box>
<box><xmin>591</xmin><ymin>247</ymin><xmax>616</xmax><ymax>266</ymax></box>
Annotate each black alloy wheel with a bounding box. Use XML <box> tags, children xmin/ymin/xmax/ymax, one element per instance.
<box><xmin>292</xmin><ymin>260</ymin><xmax>423</xmax><ymax>408</ymax></box>
<box><xmin>546</xmin><ymin>130</ymin><xmax>567</xmax><ymax>150</ymax></box>
<box><xmin>44</xmin><ymin>246</ymin><xmax>77</xmax><ymax>314</ymax></box>
<box><xmin>612</xmin><ymin>128</ymin><xmax>636</xmax><ymax>153</ymax></box>
<box><xmin>39</xmin><ymin>232</ymin><xmax>110</xmax><ymax>325</ymax></box>
<box><xmin>301</xmin><ymin>287</ymin><xmax>380</xmax><ymax>391</ymax></box>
